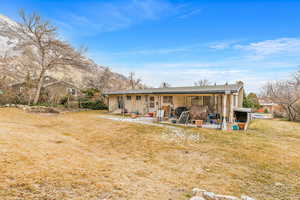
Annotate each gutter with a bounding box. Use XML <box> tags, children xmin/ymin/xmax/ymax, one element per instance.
<box><xmin>104</xmin><ymin>90</ymin><xmax>238</xmax><ymax>95</ymax></box>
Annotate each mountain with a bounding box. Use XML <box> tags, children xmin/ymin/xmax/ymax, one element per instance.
<box><xmin>0</xmin><ymin>14</ymin><xmax>130</xmax><ymax>91</ymax></box>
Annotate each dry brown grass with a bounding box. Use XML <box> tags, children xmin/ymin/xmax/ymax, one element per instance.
<box><xmin>0</xmin><ymin>108</ymin><xmax>299</xmax><ymax>200</ymax></box>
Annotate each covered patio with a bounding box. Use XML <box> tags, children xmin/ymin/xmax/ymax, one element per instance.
<box><xmin>105</xmin><ymin>82</ymin><xmax>245</xmax><ymax>130</ymax></box>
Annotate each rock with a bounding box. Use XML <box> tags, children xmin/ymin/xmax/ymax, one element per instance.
<box><xmin>25</xmin><ymin>106</ymin><xmax>59</xmax><ymax>113</ymax></box>
<box><xmin>190</xmin><ymin>196</ymin><xmax>205</xmax><ymax>200</ymax></box>
<box><xmin>192</xmin><ymin>188</ymin><xmax>206</xmax><ymax>196</ymax></box>
<box><xmin>190</xmin><ymin>188</ymin><xmax>254</xmax><ymax>200</ymax></box>
<box><xmin>241</xmin><ymin>195</ymin><xmax>255</xmax><ymax>200</ymax></box>
<box><xmin>215</xmin><ymin>194</ymin><xmax>239</xmax><ymax>200</ymax></box>
<box><xmin>274</xmin><ymin>182</ymin><xmax>283</xmax><ymax>187</ymax></box>
<box><xmin>203</xmin><ymin>192</ymin><xmax>216</xmax><ymax>200</ymax></box>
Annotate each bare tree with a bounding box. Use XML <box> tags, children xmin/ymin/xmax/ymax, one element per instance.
<box><xmin>85</xmin><ymin>67</ymin><xmax>113</xmax><ymax>92</ymax></box>
<box><xmin>293</xmin><ymin>68</ymin><xmax>300</xmax><ymax>86</ymax></box>
<box><xmin>98</xmin><ymin>67</ymin><xmax>113</xmax><ymax>92</ymax></box>
<box><xmin>0</xmin><ymin>10</ymin><xmax>87</xmax><ymax>104</ymax></box>
<box><xmin>194</xmin><ymin>79</ymin><xmax>210</xmax><ymax>87</ymax></box>
<box><xmin>160</xmin><ymin>82</ymin><xmax>171</xmax><ymax>88</ymax></box>
<box><xmin>128</xmin><ymin>72</ymin><xmax>141</xmax><ymax>89</ymax></box>
<box><xmin>261</xmin><ymin>73</ymin><xmax>300</xmax><ymax>121</ymax></box>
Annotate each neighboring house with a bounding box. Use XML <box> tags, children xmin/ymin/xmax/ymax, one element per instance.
<box><xmin>43</xmin><ymin>80</ymin><xmax>81</xmax><ymax>103</ymax></box>
<box><xmin>104</xmin><ymin>82</ymin><xmax>244</xmax><ymax>123</ymax></box>
<box><xmin>258</xmin><ymin>98</ymin><xmax>284</xmax><ymax>115</ymax></box>
<box><xmin>12</xmin><ymin>76</ymin><xmax>81</xmax><ymax>103</ymax></box>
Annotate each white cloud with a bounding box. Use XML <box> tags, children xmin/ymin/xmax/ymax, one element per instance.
<box><xmin>235</xmin><ymin>38</ymin><xmax>300</xmax><ymax>59</ymax></box>
<box><xmin>88</xmin><ymin>37</ymin><xmax>300</xmax><ymax>93</ymax></box>
<box><xmin>102</xmin><ymin>56</ymin><xmax>299</xmax><ymax>93</ymax></box>
<box><xmin>177</xmin><ymin>8</ymin><xmax>202</xmax><ymax>19</ymax></box>
<box><xmin>111</xmin><ymin>43</ymin><xmax>204</xmax><ymax>56</ymax></box>
<box><xmin>112</xmin><ymin>38</ymin><xmax>300</xmax><ymax>58</ymax></box>
<box><xmin>116</xmin><ymin>66</ymin><xmax>249</xmax><ymax>89</ymax></box>
<box><xmin>56</xmin><ymin>0</ymin><xmax>200</xmax><ymax>36</ymax></box>
<box><xmin>112</xmin><ymin>47</ymin><xmax>189</xmax><ymax>56</ymax></box>
<box><xmin>141</xmin><ymin>62</ymin><xmax>219</xmax><ymax>68</ymax></box>
<box><xmin>208</xmin><ymin>40</ymin><xmax>240</xmax><ymax>50</ymax></box>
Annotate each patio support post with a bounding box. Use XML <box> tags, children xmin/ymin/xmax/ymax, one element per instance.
<box><xmin>158</xmin><ymin>95</ymin><xmax>162</xmax><ymax>121</ymax></box>
<box><xmin>235</xmin><ymin>94</ymin><xmax>238</xmax><ymax>108</ymax></box>
<box><xmin>222</xmin><ymin>94</ymin><xmax>227</xmax><ymax>121</ymax></box>
<box><xmin>123</xmin><ymin>94</ymin><xmax>125</xmax><ymax>118</ymax></box>
<box><xmin>229</xmin><ymin>94</ymin><xmax>234</xmax><ymax>123</ymax></box>
<box><xmin>214</xmin><ymin>95</ymin><xmax>217</xmax><ymax>112</ymax></box>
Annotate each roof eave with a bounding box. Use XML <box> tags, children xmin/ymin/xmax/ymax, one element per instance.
<box><xmin>104</xmin><ymin>90</ymin><xmax>238</xmax><ymax>95</ymax></box>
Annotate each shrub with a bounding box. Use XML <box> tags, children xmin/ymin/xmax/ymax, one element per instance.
<box><xmin>0</xmin><ymin>90</ymin><xmax>20</xmax><ymax>105</ymax></box>
<box><xmin>81</xmin><ymin>88</ymin><xmax>99</xmax><ymax>98</ymax></box>
<box><xmin>80</xmin><ymin>100</ymin><xmax>107</xmax><ymax>110</ymax></box>
<box><xmin>264</xmin><ymin>108</ymin><xmax>269</xmax><ymax>113</ymax></box>
<box><xmin>59</xmin><ymin>96</ymin><xmax>69</xmax><ymax>105</ymax></box>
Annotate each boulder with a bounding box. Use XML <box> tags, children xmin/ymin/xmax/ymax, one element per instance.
<box><xmin>274</xmin><ymin>182</ymin><xmax>283</xmax><ymax>187</ymax></box>
<box><xmin>190</xmin><ymin>196</ymin><xmax>205</xmax><ymax>200</ymax></box>
<box><xmin>25</xmin><ymin>106</ymin><xmax>59</xmax><ymax>113</ymax></box>
<box><xmin>192</xmin><ymin>188</ymin><xmax>206</xmax><ymax>197</ymax></box>
<box><xmin>189</xmin><ymin>188</ymin><xmax>254</xmax><ymax>200</ymax></box>
<box><xmin>203</xmin><ymin>192</ymin><xmax>216</xmax><ymax>200</ymax></box>
<box><xmin>241</xmin><ymin>195</ymin><xmax>255</xmax><ymax>200</ymax></box>
<box><xmin>215</xmin><ymin>194</ymin><xmax>239</xmax><ymax>200</ymax></box>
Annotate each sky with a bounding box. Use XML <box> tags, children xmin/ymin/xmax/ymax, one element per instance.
<box><xmin>1</xmin><ymin>0</ymin><xmax>300</xmax><ymax>92</ymax></box>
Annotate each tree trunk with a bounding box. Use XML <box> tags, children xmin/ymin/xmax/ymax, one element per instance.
<box><xmin>33</xmin><ymin>71</ymin><xmax>45</xmax><ymax>104</ymax></box>
<box><xmin>28</xmin><ymin>93</ymin><xmax>32</xmax><ymax>106</ymax></box>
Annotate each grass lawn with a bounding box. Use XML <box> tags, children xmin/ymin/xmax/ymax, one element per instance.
<box><xmin>0</xmin><ymin>108</ymin><xmax>299</xmax><ymax>200</ymax></box>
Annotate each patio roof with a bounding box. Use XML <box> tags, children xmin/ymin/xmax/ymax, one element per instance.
<box><xmin>104</xmin><ymin>83</ymin><xmax>243</xmax><ymax>95</ymax></box>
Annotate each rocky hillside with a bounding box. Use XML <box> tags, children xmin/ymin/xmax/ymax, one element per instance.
<box><xmin>0</xmin><ymin>14</ymin><xmax>130</xmax><ymax>91</ymax></box>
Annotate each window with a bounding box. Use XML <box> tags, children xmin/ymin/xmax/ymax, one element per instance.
<box><xmin>191</xmin><ymin>96</ymin><xmax>203</xmax><ymax>106</ymax></box>
<box><xmin>19</xmin><ymin>87</ymin><xmax>24</xmax><ymax>93</ymax></box>
<box><xmin>127</xmin><ymin>96</ymin><xmax>131</xmax><ymax>100</ymax></box>
<box><xmin>203</xmin><ymin>96</ymin><xmax>211</xmax><ymax>106</ymax></box>
<box><xmin>67</xmin><ymin>88</ymin><xmax>76</xmax><ymax>95</ymax></box>
<box><xmin>136</xmin><ymin>96</ymin><xmax>141</xmax><ymax>101</ymax></box>
<box><xmin>149</xmin><ymin>96</ymin><xmax>155</xmax><ymax>108</ymax></box>
<box><xmin>163</xmin><ymin>96</ymin><xmax>173</xmax><ymax>104</ymax></box>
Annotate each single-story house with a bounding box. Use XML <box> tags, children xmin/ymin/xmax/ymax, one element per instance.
<box><xmin>43</xmin><ymin>80</ymin><xmax>81</xmax><ymax>103</ymax></box>
<box><xmin>258</xmin><ymin>98</ymin><xmax>284</xmax><ymax>116</ymax></box>
<box><xmin>104</xmin><ymin>81</ymin><xmax>244</xmax><ymax>123</ymax></box>
<box><xmin>12</xmin><ymin>76</ymin><xmax>81</xmax><ymax>103</ymax></box>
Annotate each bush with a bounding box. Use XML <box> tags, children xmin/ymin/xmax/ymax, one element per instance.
<box><xmin>0</xmin><ymin>91</ymin><xmax>20</xmax><ymax>105</ymax></box>
<box><xmin>264</xmin><ymin>108</ymin><xmax>269</xmax><ymax>113</ymax></box>
<box><xmin>81</xmin><ymin>88</ymin><xmax>99</xmax><ymax>98</ymax></box>
<box><xmin>80</xmin><ymin>100</ymin><xmax>107</xmax><ymax>110</ymax></box>
<box><xmin>59</xmin><ymin>96</ymin><xmax>69</xmax><ymax>105</ymax></box>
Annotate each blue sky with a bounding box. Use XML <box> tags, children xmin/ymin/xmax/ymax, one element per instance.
<box><xmin>1</xmin><ymin>0</ymin><xmax>300</xmax><ymax>92</ymax></box>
